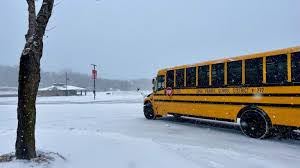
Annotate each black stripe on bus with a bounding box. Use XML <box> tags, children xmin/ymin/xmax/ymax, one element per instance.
<box><xmin>170</xmin><ymin>82</ymin><xmax>300</xmax><ymax>89</ymax></box>
<box><xmin>154</xmin><ymin>94</ymin><xmax>300</xmax><ymax>97</ymax></box>
<box><xmin>154</xmin><ymin>99</ymin><xmax>300</xmax><ymax>108</ymax></box>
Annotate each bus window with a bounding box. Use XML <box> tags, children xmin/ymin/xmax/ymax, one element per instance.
<box><xmin>156</xmin><ymin>75</ymin><xmax>165</xmax><ymax>91</ymax></box>
<box><xmin>198</xmin><ymin>65</ymin><xmax>209</xmax><ymax>88</ymax></box>
<box><xmin>292</xmin><ymin>52</ymin><xmax>300</xmax><ymax>83</ymax></box>
<box><xmin>175</xmin><ymin>69</ymin><xmax>185</xmax><ymax>88</ymax></box>
<box><xmin>227</xmin><ymin>61</ymin><xmax>242</xmax><ymax>86</ymax></box>
<box><xmin>186</xmin><ymin>67</ymin><xmax>196</xmax><ymax>87</ymax></box>
<box><xmin>212</xmin><ymin>63</ymin><xmax>224</xmax><ymax>87</ymax></box>
<box><xmin>245</xmin><ymin>58</ymin><xmax>263</xmax><ymax>85</ymax></box>
<box><xmin>166</xmin><ymin>70</ymin><xmax>174</xmax><ymax>88</ymax></box>
<box><xmin>266</xmin><ymin>55</ymin><xmax>287</xmax><ymax>84</ymax></box>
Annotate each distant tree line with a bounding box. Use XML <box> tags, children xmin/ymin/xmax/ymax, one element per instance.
<box><xmin>0</xmin><ymin>65</ymin><xmax>151</xmax><ymax>91</ymax></box>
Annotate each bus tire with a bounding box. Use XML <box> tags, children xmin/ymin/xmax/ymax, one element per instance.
<box><xmin>239</xmin><ymin>107</ymin><xmax>272</xmax><ymax>139</ymax></box>
<box><xmin>144</xmin><ymin>103</ymin><xmax>156</xmax><ymax>120</ymax></box>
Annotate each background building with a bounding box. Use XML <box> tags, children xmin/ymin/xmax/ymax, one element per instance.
<box><xmin>38</xmin><ymin>83</ymin><xmax>87</xmax><ymax>97</ymax></box>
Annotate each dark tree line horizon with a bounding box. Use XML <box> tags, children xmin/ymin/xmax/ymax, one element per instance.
<box><xmin>0</xmin><ymin>65</ymin><xmax>151</xmax><ymax>91</ymax></box>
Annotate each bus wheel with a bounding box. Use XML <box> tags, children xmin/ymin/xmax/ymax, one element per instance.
<box><xmin>144</xmin><ymin>103</ymin><xmax>156</xmax><ymax>120</ymax></box>
<box><xmin>239</xmin><ymin>109</ymin><xmax>271</xmax><ymax>139</ymax></box>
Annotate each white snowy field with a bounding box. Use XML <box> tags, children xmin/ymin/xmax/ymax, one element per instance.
<box><xmin>0</xmin><ymin>91</ymin><xmax>300</xmax><ymax>168</ymax></box>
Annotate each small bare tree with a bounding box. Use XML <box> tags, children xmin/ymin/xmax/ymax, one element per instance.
<box><xmin>16</xmin><ymin>0</ymin><xmax>54</xmax><ymax>160</ymax></box>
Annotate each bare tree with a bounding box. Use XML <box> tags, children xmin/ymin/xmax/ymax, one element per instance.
<box><xmin>16</xmin><ymin>0</ymin><xmax>54</xmax><ymax>160</ymax></box>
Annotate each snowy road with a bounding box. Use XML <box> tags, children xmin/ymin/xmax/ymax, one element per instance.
<box><xmin>0</xmin><ymin>92</ymin><xmax>300</xmax><ymax>168</ymax></box>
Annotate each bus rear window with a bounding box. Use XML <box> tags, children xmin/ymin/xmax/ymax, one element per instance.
<box><xmin>212</xmin><ymin>63</ymin><xmax>224</xmax><ymax>87</ymax></box>
<box><xmin>186</xmin><ymin>67</ymin><xmax>196</xmax><ymax>87</ymax></box>
<box><xmin>245</xmin><ymin>58</ymin><xmax>263</xmax><ymax>85</ymax></box>
<box><xmin>166</xmin><ymin>70</ymin><xmax>174</xmax><ymax>88</ymax></box>
<box><xmin>266</xmin><ymin>55</ymin><xmax>287</xmax><ymax>84</ymax></box>
<box><xmin>198</xmin><ymin>65</ymin><xmax>209</xmax><ymax>88</ymax></box>
<box><xmin>175</xmin><ymin>69</ymin><xmax>185</xmax><ymax>88</ymax></box>
<box><xmin>292</xmin><ymin>52</ymin><xmax>300</xmax><ymax>83</ymax></box>
<box><xmin>227</xmin><ymin>61</ymin><xmax>242</xmax><ymax>86</ymax></box>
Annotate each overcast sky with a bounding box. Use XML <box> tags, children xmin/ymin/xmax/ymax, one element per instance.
<box><xmin>1</xmin><ymin>0</ymin><xmax>300</xmax><ymax>79</ymax></box>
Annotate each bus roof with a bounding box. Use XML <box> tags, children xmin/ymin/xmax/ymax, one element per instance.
<box><xmin>158</xmin><ymin>46</ymin><xmax>300</xmax><ymax>74</ymax></box>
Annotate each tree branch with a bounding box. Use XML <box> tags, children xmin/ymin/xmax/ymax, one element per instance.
<box><xmin>25</xmin><ymin>0</ymin><xmax>36</xmax><ymax>41</ymax></box>
<box><xmin>36</xmin><ymin>0</ymin><xmax>55</xmax><ymax>38</ymax></box>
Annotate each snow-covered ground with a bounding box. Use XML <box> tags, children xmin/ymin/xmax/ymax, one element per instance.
<box><xmin>0</xmin><ymin>91</ymin><xmax>300</xmax><ymax>168</ymax></box>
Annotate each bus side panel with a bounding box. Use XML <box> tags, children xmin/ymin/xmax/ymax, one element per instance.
<box><xmin>155</xmin><ymin>101</ymin><xmax>300</xmax><ymax>128</ymax></box>
<box><xmin>259</xmin><ymin>106</ymin><xmax>300</xmax><ymax>127</ymax></box>
<box><xmin>155</xmin><ymin>101</ymin><xmax>242</xmax><ymax>121</ymax></box>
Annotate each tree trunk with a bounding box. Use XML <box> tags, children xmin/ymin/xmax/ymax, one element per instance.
<box><xmin>16</xmin><ymin>0</ymin><xmax>54</xmax><ymax>160</ymax></box>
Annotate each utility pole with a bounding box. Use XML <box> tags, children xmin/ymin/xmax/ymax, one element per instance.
<box><xmin>65</xmin><ymin>72</ymin><xmax>69</xmax><ymax>96</ymax></box>
<box><xmin>91</xmin><ymin>64</ymin><xmax>97</xmax><ymax>100</ymax></box>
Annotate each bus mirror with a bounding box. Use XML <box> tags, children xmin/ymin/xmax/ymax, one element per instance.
<box><xmin>152</xmin><ymin>78</ymin><xmax>155</xmax><ymax>84</ymax></box>
<box><xmin>152</xmin><ymin>78</ymin><xmax>156</xmax><ymax>92</ymax></box>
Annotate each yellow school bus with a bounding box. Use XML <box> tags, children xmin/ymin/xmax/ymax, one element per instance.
<box><xmin>144</xmin><ymin>46</ymin><xmax>300</xmax><ymax>139</ymax></box>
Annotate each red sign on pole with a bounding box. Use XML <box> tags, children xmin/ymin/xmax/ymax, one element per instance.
<box><xmin>92</xmin><ymin>70</ymin><xmax>97</xmax><ymax>79</ymax></box>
